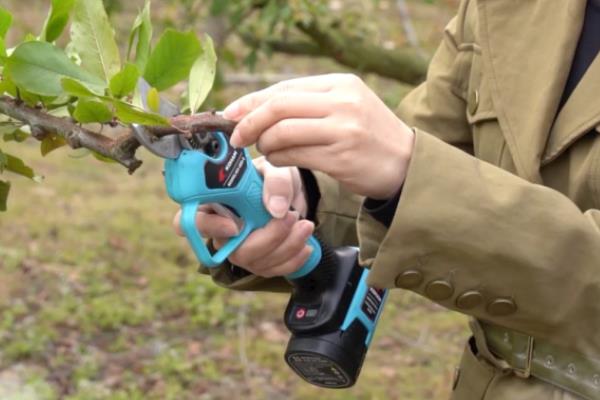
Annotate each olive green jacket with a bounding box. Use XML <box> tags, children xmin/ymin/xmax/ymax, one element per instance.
<box><xmin>200</xmin><ymin>0</ymin><xmax>600</xmax><ymax>398</ymax></box>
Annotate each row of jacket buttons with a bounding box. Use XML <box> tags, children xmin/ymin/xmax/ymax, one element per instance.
<box><xmin>395</xmin><ymin>270</ymin><xmax>517</xmax><ymax>316</ymax></box>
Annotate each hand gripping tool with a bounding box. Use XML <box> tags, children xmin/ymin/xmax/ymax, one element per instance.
<box><xmin>132</xmin><ymin>79</ymin><xmax>388</xmax><ymax>388</ymax></box>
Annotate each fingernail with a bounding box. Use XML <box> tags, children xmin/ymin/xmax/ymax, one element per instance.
<box><xmin>300</xmin><ymin>220</ymin><xmax>314</xmax><ymax>237</ymax></box>
<box><xmin>229</xmin><ymin>129</ymin><xmax>242</xmax><ymax>148</ymax></box>
<box><xmin>223</xmin><ymin>101</ymin><xmax>240</xmax><ymax>120</ymax></box>
<box><xmin>268</xmin><ymin>195</ymin><xmax>289</xmax><ymax>218</ymax></box>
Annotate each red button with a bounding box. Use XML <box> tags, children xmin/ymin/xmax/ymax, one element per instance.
<box><xmin>295</xmin><ymin>307</ymin><xmax>306</xmax><ymax>319</ymax></box>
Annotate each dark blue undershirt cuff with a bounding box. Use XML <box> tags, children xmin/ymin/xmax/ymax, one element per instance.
<box><xmin>298</xmin><ymin>168</ymin><xmax>320</xmax><ymax>223</ymax></box>
<box><xmin>363</xmin><ymin>189</ymin><xmax>402</xmax><ymax>228</ymax></box>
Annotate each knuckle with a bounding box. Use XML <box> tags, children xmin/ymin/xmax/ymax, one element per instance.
<box><xmin>341</xmin><ymin>73</ymin><xmax>362</xmax><ymax>86</ymax></box>
<box><xmin>268</xmin><ymin>95</ymin><xmax>287</xmax><ymax>117</ymax></box>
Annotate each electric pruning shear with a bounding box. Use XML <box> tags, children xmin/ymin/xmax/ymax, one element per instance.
<box><xmin>132</xmin><ymin>79</ymin><xmax>388</xmax><ymax>388</ymax></box>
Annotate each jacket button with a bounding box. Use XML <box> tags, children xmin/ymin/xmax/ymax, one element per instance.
<box><xmin>395</xmin><ymin>270</ymin><xmax>424</xmax><ymax>289</ymax></box>
<box><xmin>424</xmin><ymin>280</ymin><xmax>454</xmax><ymax>301</ymax></box>
<box><xmin>468</xmin><ymin>90</ymin><xmax>480</xmax><ymax>115</ymax></box>
<box><xmin>487</xmin><ymin>298</ymin><xmax>517</xmax><ymax>316</ymax></box>
<box><xmin>456</xmin><ymin>290</ymin><xmax>483</xmax><ymax>310</ymax></box>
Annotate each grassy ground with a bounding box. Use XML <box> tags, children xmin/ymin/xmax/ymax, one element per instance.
<box><xmin>1</xmin><ymin>0</ymin><xmax>469</xmax><ymax>398</ymax></box>
<box><xmin>0</xmin><ymin>144</ymin><xmax>469</xmax><ymax>399</ymax></box>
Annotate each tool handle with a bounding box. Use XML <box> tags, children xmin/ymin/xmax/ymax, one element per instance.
<box><xmin>168</xmin><ymin>132</ymin><xmax>322</xmax><ymax>274</ymax></box>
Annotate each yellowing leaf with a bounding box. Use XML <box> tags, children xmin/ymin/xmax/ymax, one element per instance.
<box><xmin>40</xmin><ymin>134</ymin><xmax>67</xmax><ymax>156</ymax></box>
<box><xmin>189</xmin><ymin>35</ymin><xmax>217</xmax><ymax>113</ymax></box>
<box><xmin>147</xmin><ymin>87</ymin><xmax>160</xmax><ymax>113</ymax></box>
<box><xmin>70</xmin><ymin>0</ymin><xmax>121</xmax><ymax>83</ymax></box>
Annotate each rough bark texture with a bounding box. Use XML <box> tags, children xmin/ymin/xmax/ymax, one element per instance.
<box><xmin>0</xmin><ymin>96</ymin><xmax>236</xmax><ymax>174</ymax></box>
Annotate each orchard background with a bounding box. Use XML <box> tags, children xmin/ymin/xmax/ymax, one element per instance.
<box><xmin>0</xmin><ymin>1</ymin><xmax>467</xmax><ymax>399</ymax></box>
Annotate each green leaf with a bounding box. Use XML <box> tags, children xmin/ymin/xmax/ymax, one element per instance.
<box><xmin>127</xmin><ymin>1</ymin><xmax>152</xmax><ymax>72</ymax></box>
<box><xmin>5</xmin><ymin>41</ymin><xmax>106</xmax><ymax>97</ymax></box>
<box><xmin>61</xmin><ymin>77</ymin><xmax>102</xmax><ymax>97</ymax></box>
<box><xmin>3</xmin><ymin>130</ymin><xmax>29</xmax><ymax>143</ymax></box>
<box><xmin>0</xmin><ymin>179</ymin><xmax>10</xmax><ymax>211</ymax></box>
<box><xmin>189</xmin><ymin>35</ymin><xmax>217</xmax><ymax>113</ymax></box>
<box><xmin>0</xmin><ymin>148</ymin><xmax>6</xmax><ymax>171</ymax></box>
<box><xmin>143</xmin><ymin>29</ymin><xmax>201</xmax><ymax>91</ymax></box>
<box><xmin>210</xmin><ymin>0</ymin><xmax>230</xmax><ymax>16</ymax></box>
<box><xmin>4</xmin><ymin>153</ymin><xmax>37</xmax><ymax>180</ymax></box>
<box><xmin>40</xmin><ymin>133</ymin><xmax>67</xmax><ymax>156</ymax></box>
<box><xmin>70</xmin><ymin>0</ymin><xmax>121</xmax><ymax>83</ymax></box>
<box><xmin>113</xmin><ymin>100</ymin><xmax>169</xmax><ymax>126</ymax></box>
<box><xmin>0</xmin><ymin>77</ymin><xmax>17</xmax><ymax>97</ymax></box>
<box><xmin>0</xmin><ymin>121</ymin><xmax>22</xmax><ymax>135</ymax></box>
<box><xmin>147</xmin><ymin>87</ymin><xmax>160</xmax><ymax>113</ymax></box>
<box><xmin>73</xmin><ymin>98</ymin><xmax>113</xmax><ymax>123</ymax></box>
<box><xmin>0</xmin><ymin>37</ymin><xmax>6</xmax><ymax>63</ymax></box>
<box><xmin>92</xmin><ymin>151</ymin><xmax>116</xmax><ymax>163</ymax></box>
<box><xmin>0</xmin><ymin>7</ymin><xmax>12</xmax><ymax>39</ymax></box>
<box><xmin>109</xmin><ymin>63</ymin><xmax>140</xmax><ymax>98</ymax></box>
<box><xmin>41</xmin><ymin>0</ymin><xmax>76</xmax><ymax>42</ymax></box>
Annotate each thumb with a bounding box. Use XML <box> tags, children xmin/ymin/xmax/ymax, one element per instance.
<box><xmin>261</xmin><ymin>162</ymin><xmax>294</xmax><ymax>218</ymax></box>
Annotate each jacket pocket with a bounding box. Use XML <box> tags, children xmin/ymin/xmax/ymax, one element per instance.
<box><xmin>465</xmin><ymin>53</ymin><xmax>507</xmax><ymax>167</ymax></box>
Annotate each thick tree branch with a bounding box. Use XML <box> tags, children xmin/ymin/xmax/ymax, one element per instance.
<box><xmin>0</xmin><ymin>96</ymin><xmax>236</xmax><ymax>174</ymax></box>
<box><xmin>237</xmin><ymin>19</ymin><xmax>428</xmax><ymax>85</ymax></box>
<box><xmin>295</xmin><ymin>19</ymin><xmax>428</xmax><ymax>84</ymax></box>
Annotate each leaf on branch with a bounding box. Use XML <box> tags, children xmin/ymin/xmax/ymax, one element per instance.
<box><xmin>0</xmin><ymin>7</ymin><xmax>12</xmax><ymax>39</ymax></box>
<box><xmin>0</xmin><ymin>76</ymin><xmax>17</xmax><ymax>97</ymax></box>
<box><xmin>92</xmin><ymin>151</ymin><xmax>117</xmax><ymax>163</ymax></box>
<box><xmin>41</xmin><ymin>133</ymin><xmax>67</xmax><ymax>156</ymax></box>
<box><xmin>127</xmin><ymin>1</ymin><xmax>152</xmax><ymax>73</ymax></box>
<box><xmin>3</xmin><ymin>153</ymin><xmax>40</xmax><ymax>181</ymax></box>
<box><xmin>147</xmin><ymin>87</ymin><xmax>160</xmax><ymax>113</ymax></box>
<box><xmin>3</xmin><ymin>130</ymin><xmax>29</xmax><ymax>143</ymax></box>
<box><xmin>70</xmin><ymin>0</ymin><xmax>121</xmax><ymax>83</ymax></box>
<box><xmin>73</xmin><ymin>98</ymin><xmax>113</xmax><ymax>123</ymax></box>
<box><xmin>0</xmin><ymin>37</ymin><xmax>6</xmax><ymax>64</ymax></box>
<box><xmin>61</xmin><ymin>77</ymin><xmax>103</xmax><ymax>98</ymax></box>
<box><xmin>0</xmin><ymin>179</ymin><xmax>9</xmax><ymax>211</ymax></box>
<box><xmin>41</xmin><ymin>0</ymin><xmax>76</xmax><ymax>42</ymax></box>
<box><xmin>0</xmin><ymin>148</ymin><xmax>6</xmax><ymax>171</ymax></box>
<box><xmin>189</xmin><ymin>35</ymin><xmax>217</xmax><ymax>113</ymax></box>
<box><xmin>5</xmin><ymin>41</ymin><xmax>106</xmax><ymax>97</ymax></box>
<box><xmin>110</xmin><ymin>63</ymin><xmax>140</xmax><ymax>98</ymax></box>
<box><xmin>112</xmin><ymin>100</ymin><xmax>169</xmax><ymax>126</ymax></box>
<box><xmin>143</xmin><ymin>29</ymin><xmax>201</xmax><ymax>91</ymax></box>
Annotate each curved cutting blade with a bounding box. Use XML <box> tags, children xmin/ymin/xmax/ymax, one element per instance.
<box><xmin>133</xmin><ymin>78</ymin><xmax>182</xmax><ymax>159</ymax></box>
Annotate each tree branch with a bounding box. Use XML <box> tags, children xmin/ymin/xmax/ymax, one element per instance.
<box><xmin>0</xmin><ymin>96</ymin><xmax>236</xmax><ymax>174</ymax></box>
<box><xmin>295</xmin><ymin>19</ymin><xmax>428</xmax><ymax>84</ymax></box>
<box><xmin>237</xmin><ymin>15</ymin><xmax>428</xmax><ymax>85</ymax></box>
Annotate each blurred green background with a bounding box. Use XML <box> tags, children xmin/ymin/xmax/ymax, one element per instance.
<box><xmin>0</xmin><ymin>1</ymin><xmax>468</xmax><ymax>399</ymax></box>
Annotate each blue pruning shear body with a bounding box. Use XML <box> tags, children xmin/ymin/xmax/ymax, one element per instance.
<box><xmin>132</xmin><ymin>79</ymin><xmax>321</xmax><ymax>279</ymax></box>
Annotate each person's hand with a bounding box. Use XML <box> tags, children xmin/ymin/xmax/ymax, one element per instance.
<box><xmin>223</xmin><ymin>73</ymin><xmax>415</xmax><ymax>200</ymax></box>
<box><xmin>172</xmin><ymin>157</ymin><xmax>315</xmax><ymax>277</ymax></box>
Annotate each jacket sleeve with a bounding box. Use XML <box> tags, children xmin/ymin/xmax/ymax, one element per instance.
<box><xmin>358</xmin><ymin>4</ymin><xmax>600</xmax><ymax>351</ymax></box>
<box><xmin>199</xmin><ymin>169</ymin><xmax>363</xmax><ymax>292</ymax></box>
